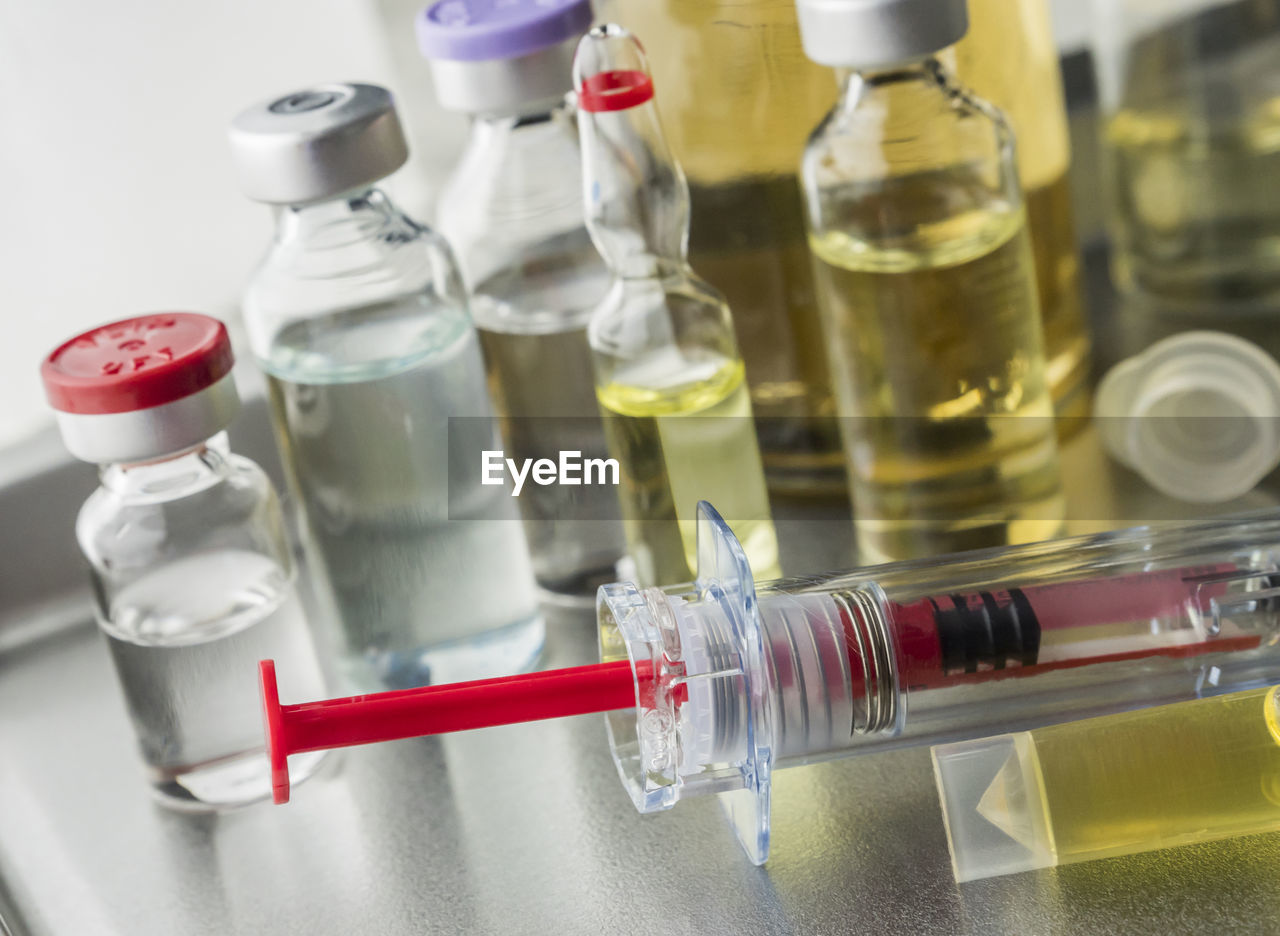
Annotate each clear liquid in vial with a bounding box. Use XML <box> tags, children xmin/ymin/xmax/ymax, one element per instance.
<box><xmin>471</xmin><ymin>231</ymin><xmax>628</xmax><ymax>597</ymax></box>
<box><xmin>103</xmin><ymin>549</ymin><xmax>328</xmax><ymax>810</ymax></box>
<box><xmin>264</xmin><ymin>299</ymin><xmax>544</xmax><ymax>689</ymax></box>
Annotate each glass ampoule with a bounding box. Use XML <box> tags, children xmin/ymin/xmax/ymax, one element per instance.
<box><xmin>420</xmin><ymin>0</ymin><xmax>628</xmax><ymax>599</ymax></box>
<box><xmin>574</xmin><ymin>25</ymin><xmax>781</xmax><ymax>587</ymax></box>
<box><xmin>42</xmin><ymin>313</ymin><xmax>328</xmax><ymax>809</ymax></box>
<box><xmin>951</xmin><ymin>0</ymin><xmax>1092</xmax><ymax>429</ymax></box>
<box><xmin>230</xmin><ymin>83</ymin><xmax>543</xmax><ymax>690</ymax></box>
<box><xmin>612</xmin><ymin>0</ymin><xmax>844</xmax><ymax>494</ymax></box>
<box><xmin>796</xmin><ymin>0</ymin><xmax>1064</xmax><ymax>563</ymax></box>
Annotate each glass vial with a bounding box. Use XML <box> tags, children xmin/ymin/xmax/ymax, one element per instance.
<box><xmin>574</xmin><ymin>25</ymin><xmax>782</xmax><ymax>586</ymax></box>
<box><xmin>1093</xmin><ymin>0</ymin><xmax>1280</xmax><ymax>308</ymax></box>
<box><xmin>41</xmin><ymin>313</ymin><xmax>328</xmax><ymax>809</ymax></box>
<box><xmin>796</xmin><ymin>0</ymin><xmax>1064</xmax><ymax>563</ymax></box>
<box><xmin>951</xmin><ymin>0</ymin><xmax>1092</xmax><ymax>430</ymax></box>
<box><xmin>419</xmin><ymin>0</ymin><xmax>628</xmax><ymax>600</ymax></box>
<box><xmin>612</xmin><ymin>0</ymin><xmax>844</xmax><ymax>497</ymax></box>
<box><xmin>230</xmin><ymin>83</ymin><xmax>543</xmax><ymax>690</ymax></box>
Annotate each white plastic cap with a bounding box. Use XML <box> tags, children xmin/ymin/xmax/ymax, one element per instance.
<box><xmin>931</xmin><ymin>732</ymin><xmax>1056</xmax><ymax>883</ymax></box>
<box><xmin>1095</xmin><ymin>331</ymin><xmax>1280</xmax><ymax>504</ymax></box>
<box><xmin>795</xmin><ymin>0</ymin><xmax>969</xmax><ymax>69</ymax></box>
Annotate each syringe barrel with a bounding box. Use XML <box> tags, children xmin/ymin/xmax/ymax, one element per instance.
<box><xmin>601</xmin><ymin>503</ymin><xmax>1280</xmax><ymax>863</ymax></box>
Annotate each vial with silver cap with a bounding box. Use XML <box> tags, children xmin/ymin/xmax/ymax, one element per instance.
<box><xmin>573</xmin><ymin>24</ymin><xmax>781</xmax><ymax>587</ymax></box>
<box><xmin>229</xmin><ymin>83</ymin><xmax>543</xmax><ymax>690</ymax></box>
<box><xmin>264</xmin><ymin>499</ymin><xmax>1280</xmax><ymax>864</ymax></box>
<box><xmin>796</xmin><ymin>0</ymin><xmax>1065</xmax><ymax>563</ymax></box>
<box><xmin>420</xmin><ymin>0</ymin><xmax>629</xmax><ymax>600</ymax></box>
<box><xmin>41</xmin><ymin>313</ymin><xmax>328</xmax><ymax>809</ymax></box>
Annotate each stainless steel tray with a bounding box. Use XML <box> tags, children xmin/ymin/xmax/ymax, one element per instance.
<box><xmin>4</xmin><ymin>385</ymin><xmax>1280</xmax><ymax>936</ymax></box>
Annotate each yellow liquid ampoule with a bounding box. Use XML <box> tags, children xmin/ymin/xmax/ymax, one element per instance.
<box><xmin>597</xmin><ymin>357</ymin><xmax>781</xmax><ymax>586</ymax></box>
<box><xmin>808</xmin><ymin>201</ymin><xmax>1064</xmax><ymax>563</ymax></box>
<box><xmin>613</xmin><ymin>0</ymin><xmax>844</xmax><ymax>495</ymax></box>
<box><xmin>952</xmin><ymin>0</ymin><xmax>1092</xmax><ymax>428</ymax></box>
<box><xmin>935</xmin><ymin>687</ymin><xmax>1280</xmax><ymax>881</ymax></box>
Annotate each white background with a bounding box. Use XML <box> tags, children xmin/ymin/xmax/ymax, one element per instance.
<box><xmin>0</xmin><ymin>0</ymin><xmax>1092</xmax><ymax>452</ymax></box>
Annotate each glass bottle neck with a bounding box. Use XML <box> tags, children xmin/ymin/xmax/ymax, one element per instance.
<box><xmin>457</xmin><ymin>104</ymin><xmax>585</xmax><ymax>218</ymax></box>
<box><xmin>100</xmin><ymin>433</ymin><xmax>231</xmax><ymax>498</ymax></box>
<box><xmin>274</xmin><ymin>187</ymin><xmax>399</xmax><ymax>247</ymax></box>
<box><xmin>580</xmin><ymin>102</ymin><xmax>690</xmax><ymax>281</ymax></box>
<box><xmin>467</xmin><ymin>103</ymin><xmax>568</xmax><ymax>143</ymax></box>
<box><xmin>836</xmin><ymin>56</ymin><xmax>950</xmax><ymax>110</ymax></box>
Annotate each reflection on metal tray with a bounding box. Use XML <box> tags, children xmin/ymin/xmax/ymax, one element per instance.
<box><xmin>4</xmin><ymin>379</ymin><xmax>1280</xmax><ymax>935</ymax></box>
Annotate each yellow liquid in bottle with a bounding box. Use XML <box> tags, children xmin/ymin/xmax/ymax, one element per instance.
<box><xmin>614</xmin><ymin>0</ymin><xmax>843</xmax><ymax>493</ymax></box>
<box><xmin>952</xmin><ymin>0</ymin><xmax>1091</xmax><ymax>428</ymax></box>
<box><xmin>597</xmin><ymin>358</ymin><xmax>782</xmax><ymax>585</ymax></box>
<box><xmin>1107</xmin><ymin>100</ymin><xmax>1280</xmax><ymax>305</ymax></box>
<box><xmin>982</xmin><ymin>688</ymin><xmax>1280</xmax><ymax>866</ymax></box>
<box><xmin>809</xmin><ymin>204</ymin><xmax>1064</xmax><ymax>563</ymax></box>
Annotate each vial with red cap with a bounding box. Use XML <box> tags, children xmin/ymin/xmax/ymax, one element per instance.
<box><xmin>42</xmin><ymin>313</ymin><xmax>328</xmax><ymax>810</ymax></box>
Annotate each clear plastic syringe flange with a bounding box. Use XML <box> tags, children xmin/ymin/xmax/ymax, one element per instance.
<box><xmin>262</xmin><ymin>502</ymin><xmax>1280</xmax><ymax>865</ymax></box>
<box><xmin>598</xmin><ymin>502</ymin><xmax>775</xmax><ymax>863</ymax></box>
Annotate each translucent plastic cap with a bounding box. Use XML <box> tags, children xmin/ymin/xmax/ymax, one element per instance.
<box><xmin>796</xmin><ymin>0</ymin><xmax>969</xmax><ymax>69</ymax></box>
<box><xmin>1095</xmin><ymin>331</ymin><xmax>1280</xmax><ymax>503</ymax></box>
<box><xmin>932</xmin><ymin>732</ymin><xmax>1056</xmax><ymax>882</ymax></box>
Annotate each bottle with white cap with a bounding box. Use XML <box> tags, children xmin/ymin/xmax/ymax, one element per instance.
<box><xmin>419</xmin><ymin>0</ymin><xmax>628</xmax><ymax>600</ymax></box>
<box><xmin>229</xmin><ymin>83</ymin><xmax>543</xmax><ymax>690</ymax></box>
<box><xmin>795</xmin><ymin>0</ymin><xmax>1064</xmax><ymax>563</ymax></box>
<box><xmin>41</xmin><ymin>313</ymin><xmax>328</xmax><ymax>809</ymax></box>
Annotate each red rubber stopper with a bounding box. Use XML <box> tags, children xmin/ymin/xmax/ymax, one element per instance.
<box><xmin>258</xmin><ymin>658</ymin><xmax>641</xmax><ymax>804</ymax></box>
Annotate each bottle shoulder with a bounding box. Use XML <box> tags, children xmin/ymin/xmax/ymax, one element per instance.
<box><xmin>439</xmin><ymin>118</ymin><xmax>595</xmax><ymax>303</ymax></box>
<box><xmin>243</xmin><ymin>192</ymin><xmax>470</xmax><ymax>361</ymax></box>
<box><xmin>76</xmin><ymin>453</ymin><xmax>276</xmax><ymax>572</ymax></box>
<box><xmin>802</xmin><ymin>67</ymin><xmax>1022</xmax><ymax>248</ymax></box>
<box><xmin>803</xmin><ymin>66</ymin><xmax>1013</xmax><ymax>188</ymax></box>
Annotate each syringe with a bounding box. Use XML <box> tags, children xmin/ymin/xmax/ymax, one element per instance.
<box><xmin>261</xmin><ymin>502</ymin><xmax>1280</xmax><ymax>864</ymax></box>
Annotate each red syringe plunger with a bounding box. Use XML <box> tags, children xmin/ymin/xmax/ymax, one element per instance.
<box><xmin>259</xmin><ymin>658</ymin><xmax>638</xmax><ymax>803</ymax></box>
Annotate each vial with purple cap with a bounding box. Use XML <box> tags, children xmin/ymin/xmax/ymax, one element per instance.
<box><xmin>419</xmin><ymin>0</ymin><xmax>628</xmax><ymax>601</ymax></box>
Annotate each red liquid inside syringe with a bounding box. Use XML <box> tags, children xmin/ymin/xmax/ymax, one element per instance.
<box><xmin>872</xmin><ymin>564</ymin><xmax>1260</xmax><ymax>693</ymax></box>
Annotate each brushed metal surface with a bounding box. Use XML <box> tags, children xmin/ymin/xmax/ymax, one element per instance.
<box><xmin>5</xmin><ymin>270</ymin><xmax>1280</xmax><ymax>934</ymax></box>
<box><xmin>5</xmin><ymin>599</ymin><xmax>1280</xmax><ymax>936</ymax></box>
